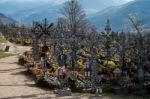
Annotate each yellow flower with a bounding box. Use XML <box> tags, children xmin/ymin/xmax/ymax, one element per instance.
<box><xmin>77</xmin><ymin>59</ymin><xmax>84</xmax><ymax>69</ymax></box>
<box><xmin>103</xmin><ymin>61</ymin><xmax>117</xmax><ymax>69</ymax></box>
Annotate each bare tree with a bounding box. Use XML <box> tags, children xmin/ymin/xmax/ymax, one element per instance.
<box><xmin>128</xmin><ymin>14</ymin><xmax>145</xmax><ymax>85</ymax></box>
<box><xmin>60</xmin><ymin>0</ymin><xmax>87</xmax><ymax>35</ymax></box>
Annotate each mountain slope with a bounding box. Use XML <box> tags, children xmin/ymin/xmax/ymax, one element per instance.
<box><xmin>0</xmin><ymin>0</ymin><xmax>129</xmax><ymax>25</ymax></box>
<box><xmin>0</xmin><ymin>13</ymin><xmax>17</xmax><ymax>25</ymax></box>
<box><xmin>78</xmin><ymin>0</ymin><xmax>121</xmax><ymax>14</ymax></box>
<box><xmin>19</xmin><ymin>0</ymin><xmax>124</xmax><ymax>25</ymax></box>
<box><xmin>20</xmin><ymin>4</ymin><xmax>62</xmax><ymax>25</ymax></box>
<box><xmin>89</xmin><ymin>0</ymin><xmax>150</xmax><ymax>31</ymax></box>
<box><xmin>15</xmin><ymin>0</ymin><xmax>120</xmax><ymax>25</ymax></box>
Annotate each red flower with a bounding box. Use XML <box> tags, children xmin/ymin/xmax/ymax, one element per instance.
<box><xmin>35</xmin><ymin>68</ymin><xmax>41</xmax><ymax>75</ymax></box>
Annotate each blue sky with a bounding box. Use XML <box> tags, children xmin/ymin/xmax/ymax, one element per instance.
<box><xmin>0</xmin><ymin>0</ymin><xmax>135</xmax><ymax>25</ymax></box>
<box><xmin>0</xmin><ymin>0</ymin><xmax>134</xmax><ymax>4</ymax></box>
<box><xmin>0</xmin><ymin>0</ymin><xmax>134</xmax><ymax>17</ymax></box>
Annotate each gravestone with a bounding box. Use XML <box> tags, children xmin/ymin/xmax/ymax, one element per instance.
<box><xmin>54</xmin><ymin>88</ymin><xmax>72</xmax><ymax>96</ymax></box>
<box><xmin>57</xmin><ymin>54</ymin><xmax>67</xmax><ymax>67</ymax></box>
<box><xmin>70</xmin><ymin>51</ymin><xmax>77</xmax><ymax>68</ymax></box>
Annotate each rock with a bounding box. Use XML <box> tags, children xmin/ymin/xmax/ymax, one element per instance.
<box><xmin>7</xmin><ymin>46</ymin><xmax>16</xmax><ymax>53</ymax></box>
<box><xmin>54</xmin><ymin>88</ymin><xmax>72</xmax><ymax>96</ymax></box>
<box><xmin>0</xmin><ymin>42</ymin><xmax>17</xmax><ymax>54</ymax></box>
<box><xmin>5</xmin><ymin>45</ymin><xmax>10</xmax><ymax>52</ymax></box>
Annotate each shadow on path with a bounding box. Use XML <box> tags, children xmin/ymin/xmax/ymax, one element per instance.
<box><xmin>11</xmin><ymin>70</ymin><xmax>52</xmax><ymax>91</ymax></box>
<box><xmin>0</xmin><ymin>67</ymin><xmax>23</xmax><ymax>73</ymax></box>
<box><xmin>0</xmin><ymin>92</ymin><xmax>102</xmax><ymax>99</ymax></box>
<box><xmin>0</xmin><ymin>62</ymin><xmax>18</xmax><ymax>64</ymax></box>
<box><xmin>0</xmin><ymin>83</ymin><xmax>36</xmax><ymax>87</ymax></box>
<box><xmin>0</xmin><ymin>92</ymin><xmax>54</xmax><ymax>99</ymax></box>
<box><xmin>11</xmin><ymin>70</ymin><xmax>36</xmax><ymax>81</ymax></box>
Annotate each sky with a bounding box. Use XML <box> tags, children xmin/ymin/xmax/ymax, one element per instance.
<box><xmin>0</xmin><ymin>0</ymin><xmax>65</xmax><ymax>3</ymax></box>
<box><xmin>0</xmin><ymin>0</ymin><xmax>134</xmax><ymax>4</ymax></box>
<box><xmin>0</xmin><ymin>0</ymin><xmax>134</xmax><ymax>19</ymax></box>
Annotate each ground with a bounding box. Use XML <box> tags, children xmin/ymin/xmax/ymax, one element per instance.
<box><xmin>0</xmin><ymin>45</ymin><xmax>148</xmax><ymax>99</ymax></box>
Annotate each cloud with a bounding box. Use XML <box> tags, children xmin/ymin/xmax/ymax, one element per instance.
<box><xmin>0</xmin><ymin>0</ymin><xmax>134</xmax><ymax>8</ymax></box>
<box><xmin>0</xmin><ymin>0</ymin><xmax>134</xmax><ymax>2</ymax></box>
<box><xmin>0</xmin><ymin>0</ymin><xmax>68</xmax><ymax>4</ymax></box>
<box><xmin>0</xmin><ymin>0</ymin><xmax>134</xmax><ymax>4</ymax></box>
<box><xmin>113</xmin><ymin>0</ymin><xmax>134</xmax><ymax>4</ymax></box>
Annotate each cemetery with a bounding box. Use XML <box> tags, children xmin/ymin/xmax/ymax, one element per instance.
<box><xmin>18</xmin><ymin>18</ymin><xmax>150</xmax><ymax>96</ymax></box>
<box><xmin>0</xmin><ymin>0</ymin><xmax>150</xmax><ymax>98</ymax></box>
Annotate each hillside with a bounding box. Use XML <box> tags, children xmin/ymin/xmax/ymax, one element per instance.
<box><xmin>0</xmin><ymin>0</ymin><xmax>128</xmax><ymax>25</ymax></box>
<box><xmin>89</xmin><ymin>0</ymin><xmax>150</xmax><ymax>31</ymax></box>
<box><xmin>0</xmin><ymin>13</ymin><xmax>17</xmax><ymax>25</ymax></box>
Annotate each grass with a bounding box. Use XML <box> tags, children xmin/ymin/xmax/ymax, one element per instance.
<box><xmin>0</xmin><ymin>36</ymin><xmax>12</xmax><ymax>58</ymax></box>
<box><xmin>0</xmin><ymin>50</ymin><xmax>11</xmax><ymax>59</ymax></box>
<box><xmin>0</xmin><ymin>36</ymin><xmax>7</xmax><ymax>43</ymax></box>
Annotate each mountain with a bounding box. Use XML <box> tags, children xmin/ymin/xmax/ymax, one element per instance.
<box><xmin>13</xmin><ymin>4</ymin><xmax>62</xmax><ymax>25</ymax></box>
<box><xmin>12</xmin><ymin>0</ymin><xmax>123</xmax><ymax>25</ymax></box>
<box><xmin>0</xmin><ymin>1</ymin><xmax>60</xmax><ymax>25</ymax></box>
<box><xmin>77</xmin><ymin>0</ymin><xmax>125</xmax><ymax>15</ymax></box>
<box><xmin>89</xmin><ymin>0</ymin><xmax>150</xmax><ymax>31</ymax></box>
<box><xmin>0</xmin><ymin>13</ymin><xmax>17</xmax><ymax>25</ymax></box>
<box><xmin>0</xmin><ymin>0</ymin><xmax>128</xmax><ymax>25</ymax></box>
<box><xmin>18</xmin><ymin>0</ymin><xmax>127</xmax><ymax>25</ymax></box>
